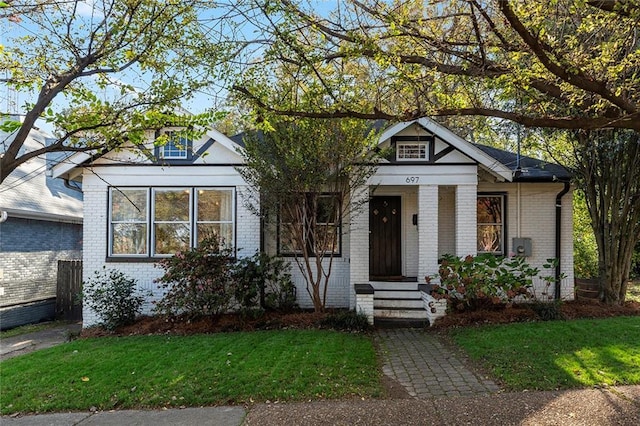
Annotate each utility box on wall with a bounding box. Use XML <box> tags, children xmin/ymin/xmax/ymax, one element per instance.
<box><xmin>512</xmin><ymin>238</ymin><xmax>532</xmax><ymax>257</ymax></box>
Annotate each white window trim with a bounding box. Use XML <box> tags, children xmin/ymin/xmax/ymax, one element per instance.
<box><xmin>278</xmin><ymin>193</ymin><xmax>341</xmax><ymax>256</ymax></box>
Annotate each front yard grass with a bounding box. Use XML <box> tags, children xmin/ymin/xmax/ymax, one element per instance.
<box><xmin>451</xmin><ymin>316</ymin><xmax>640</xmax><ymax>390</ymax></box>
<box><xmin>0</xmin><ymin>330</ymin><xmax>381</xmax><ymax>415</ymax></box>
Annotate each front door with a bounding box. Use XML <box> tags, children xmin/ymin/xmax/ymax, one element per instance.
<box><xmin>370</xmin><ymin>196</ymin><xmax>402</xmax><ymax>279</ymax></box>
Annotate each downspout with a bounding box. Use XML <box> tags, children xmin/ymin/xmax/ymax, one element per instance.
<box><xmin>555</xmin><ymin>181</ymin><xmax>571</xmax><ymax>300</ymax></box>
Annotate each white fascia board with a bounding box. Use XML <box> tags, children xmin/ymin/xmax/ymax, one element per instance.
<box><xmin>415</xmin><ymin>117</ymin><xmax>512</xmax><ymax>182</ymax></box>
<box><xmin>50</xmin><ymin>151</ymin><xmax>94</xmax><ymax>180</ymax></box>
<box><xmin>377</xmin><ymin>121</ymin><xmax>415</xmax><ymax>144</ymax></box>
<box><xmin>205</xmin><ymin>128</ymin><xmax>245</xmax><ymax>158</ymax></box>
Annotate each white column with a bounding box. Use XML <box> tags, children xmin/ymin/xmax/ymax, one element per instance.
<box><xmin>349</xmin><ymin>186</ymin><xmax>370</xmax><ymax>309</ymax></box>
<box><xmin>455</xmin><ymin>184</ymin><xmax>478</xmax><ymax>257</ymax></box>
<box><xmin>418</xmin><ymin>185</ymin><xmax>439</xmax><ymax>281</ymax></box>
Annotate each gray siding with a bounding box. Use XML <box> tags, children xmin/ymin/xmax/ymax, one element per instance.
<box><xmin>0</xmin><ymin>217</ymin><xmax>82</xmax><ymax>328</ymax></box>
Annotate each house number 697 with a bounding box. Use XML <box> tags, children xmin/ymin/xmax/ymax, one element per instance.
<box><xmin>405</xmin><ymin>176</ymin><xmax>419</xmax><ymax>183</ymax></box>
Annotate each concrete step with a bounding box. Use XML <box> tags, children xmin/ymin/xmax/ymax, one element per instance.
<box><xmin>370</xmin><ymin>282</ymin><xmax>419</xmax><ymax>291</ymax></box>
<box><xmin>374</xmin><ymin>298</ymin><xmax>424</xmax><ymax>309</ymax></box>
<box><xmin>374</xmin><ymin>308</ymin><xmax>428</xmax><ymax>319</ymax></box>
<box><xmin>374</xmin><ymin>290</ymin><xmax>422</xmax><ymax>299</ymax></box>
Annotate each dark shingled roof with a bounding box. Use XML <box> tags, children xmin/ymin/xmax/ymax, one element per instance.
<box><xmin>230</xmin><ymin>122</ymin><xmax>571</xmax><ymax>183</ymax></box>
<box><xmin>474</xmin><ymin>144</ymin><xmax>571</xmax><ymax>182</ymax></box>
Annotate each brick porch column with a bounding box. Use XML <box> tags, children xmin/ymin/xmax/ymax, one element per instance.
<box><xmin>349</xmin><ymin>186</ymin><xmax>370</xmax><ymax>309</ymax></box>
<box><xmin>418</xmin><ymin>185</ymin><xmax>439</xmax><ymax>281</ymax></box>
<box><xmin>455</xmin><ymin>184</ymin><xmax>478</xmax><ymax>257</ymax></box>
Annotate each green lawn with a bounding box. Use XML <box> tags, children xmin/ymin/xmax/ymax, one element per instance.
<box><xmin>451</xmin><ymin>316</ymin><xmax>640</xmax><ymax>390</ymax></box>
<box><xmin>0</xmin><ymin>330</ymin><xmax>381</xmax><ymax>415</ymax></box>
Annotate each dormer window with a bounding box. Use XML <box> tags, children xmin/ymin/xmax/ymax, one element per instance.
<box><xmin>157</xmin><ymin>131</ymin><xmax>192</xmax><ymax>160</ymax></box>
<box><xmin>397</xmin><ymin>142</ymin><xmax>428</xmax><ymax>160</ymax></box>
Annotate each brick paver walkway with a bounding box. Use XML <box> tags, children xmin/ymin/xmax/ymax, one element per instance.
<box><xmin>377</xmin><ymin>328</ymin><xmax>501</xmax><ymax>398</ymax></box>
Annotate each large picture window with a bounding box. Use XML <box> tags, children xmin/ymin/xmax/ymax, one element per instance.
<box><xmin>109</xmin><ymin>187</ymin><xmax>234</xmax><ymax>258</ymax></box>
<box><xmin>477</xmin><ymin>195</ymin><xmax>505</xmax><ymax>255</ymax></box>
<box><xmin>279</xmin><ymin>193</ymin><xmax>341</xmax><ymax>256</ymax></box>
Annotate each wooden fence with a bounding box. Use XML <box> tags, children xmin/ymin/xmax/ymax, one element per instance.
<box><xmin>56</xmin><ymin>260</ymin><xmax>83</xmax><ymax>321</ymax></box>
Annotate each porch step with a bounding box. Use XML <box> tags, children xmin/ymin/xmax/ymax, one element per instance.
<box><xmin>374</xmin><ymin>290</ymin><xmax>422</xmax><ymax>299</ymax></box>
<box><xmin>370</xmin><ymin>282</ymin><xmax>419</xmax><ymax>291</ymax></box>
<box><xmin>372</xmin><ymin>285</ymin><xmax>427</xmax><ymax>321</ymax></box>
<box><xmin>375</xmin><ymin>298</ymin><xmax>424</xmax><ymax>309</ymax></box>
<box><xmin>374</xmin><ymin>308</ymin><xmax>428</xmax><ymax>319</ymax></box>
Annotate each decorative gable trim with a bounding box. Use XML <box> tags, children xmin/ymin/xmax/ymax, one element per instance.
<box><xmin>379</xmin><ymin>118</ymin><xmax>513</xmax><ymax>182</ymax></box>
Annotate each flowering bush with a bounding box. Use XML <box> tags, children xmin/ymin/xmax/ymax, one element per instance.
<box><xmin>154</xmin><ymin>237</ymin><xmax>236</xmax><ymax>318</ymax></box>
<box><xmin>426</xmin><ymin>254</ymin><xmax>539</xmax><ymax>311</ymax></box>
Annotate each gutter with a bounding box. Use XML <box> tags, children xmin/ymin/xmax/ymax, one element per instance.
<box><xmin>555</xmin><ymin>181</ymin><xmax>571</xmax><ymax>300</ymax></box>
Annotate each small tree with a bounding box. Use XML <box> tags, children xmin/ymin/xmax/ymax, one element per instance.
<box><xmin>237</xmin><ymin>116</ymin><xmax>381</xmax><ymax>312</ymax></box>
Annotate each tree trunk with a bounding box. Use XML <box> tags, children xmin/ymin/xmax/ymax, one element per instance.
<box><xmin>577</xmin><ymin>130</ymin><xmax>640</xmax><ymax>306</ymax></box>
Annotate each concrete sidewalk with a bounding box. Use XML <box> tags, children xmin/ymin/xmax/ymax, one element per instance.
<box><xmin>2</xmin><ymin>406</ymin><xmax>246</xmax><ymax>425</ymax></box>
<box><xmin>4</xmin><ymin>386</ymin><xmax>638</xmax><ymax>426</ymax></box>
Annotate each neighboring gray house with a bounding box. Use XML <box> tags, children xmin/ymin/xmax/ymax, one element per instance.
<box><xmin>0</xmin><ymin>121</ymin><xmax>83</xmax><ymax>330</ymax></box>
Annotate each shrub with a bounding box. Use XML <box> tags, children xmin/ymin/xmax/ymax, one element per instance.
<box><xmin>233</xmin><ymin>252</ymin><xmax>297</xmax><ymax>312</ymax></box>
<box><xmin>154</xmin><ymin>237</ymin><xmax>236</xmax><ymax>319</ymax></box>
<box><xmin>320</xmin><ymin>310</ymin><xmax>371</xmax><ymax>332</ymax></box>
<box><xmin>427</xmin><ymin>254</ymin><xmax>539</xmax><ymax>311</ymax></box>
<box><xmin>82</xmin><ymin>268</ymin><xmax>145</xmax><ymax>331</ymax></box>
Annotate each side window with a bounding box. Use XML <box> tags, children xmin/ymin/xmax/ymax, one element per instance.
<box><xmin>477</xmin><ymin>195</ymin><xmax>505</xmax><ymax>255</ymax></box>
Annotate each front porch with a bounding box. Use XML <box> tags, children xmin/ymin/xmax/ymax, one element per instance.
<box><xmin>350</xmin><ymin>182</ymin><xmax>478</xmax><ymax>324</ymax></box>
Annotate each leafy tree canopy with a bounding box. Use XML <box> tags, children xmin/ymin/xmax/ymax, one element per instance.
<box><xmin>231</xmin><ymin>0</ymin><xmax>640</xmax><ymax>132</ymax></box>
<box><xmin>0</xmin><ymin>0</ymin><xmax>234</xmax><ymax>182</ymax></box>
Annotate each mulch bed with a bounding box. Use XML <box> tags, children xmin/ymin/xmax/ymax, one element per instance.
<box><xmin>80</xmin><ymin>311</ymin><xmax>331</xmax><ymax>338</ymax></box>
<box><xmin>80</xmin><ymin>300</ymin><xmax>640</xmax><ymax>338</ymax></box>
<box><xmin>431</xmin><ymin>300</ymin><xmax>640</xmax><ymax>328</ymax></box>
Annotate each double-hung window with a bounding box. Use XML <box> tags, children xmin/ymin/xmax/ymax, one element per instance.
<box><xmin>108</xmin><ymin>187</ymin><xmax>235</xmax><ymax>258</ymax></box>
<box><xmin>111</xmin><ymin>189</ymin><xmax>149</xmax><ymax>256</ymax></box>
<box><xmin>477</xmin><ymin>194</ymin><xmax>505</xmax><ymax>255</ymax></box>
<box><xmin>279</xmin><ymin>193</ymin><xmax>341</xmax><ymax>256</ymax></box>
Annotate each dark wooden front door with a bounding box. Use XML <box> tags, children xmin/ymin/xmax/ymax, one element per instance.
<box><xmin>370</xmin><ymin>196</ymin><xmax>402</xmax><ymax>279</ymax></box>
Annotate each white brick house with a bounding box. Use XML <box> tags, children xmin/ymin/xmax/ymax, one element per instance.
<box><xmin>53</xmin><ymin>118</ymin><xmax>573</xmax><ymax>326</ymax></box>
